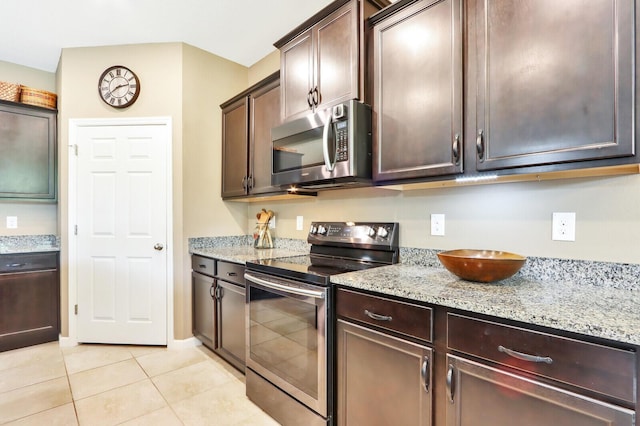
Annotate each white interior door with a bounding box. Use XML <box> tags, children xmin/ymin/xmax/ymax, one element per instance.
<box><xmin>75</xmin><ymin>123</ymin><xmax>168</xmax><ymax>345</ymax></box>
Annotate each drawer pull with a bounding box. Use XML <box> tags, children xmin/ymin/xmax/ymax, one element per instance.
<box><xmin>199</xmin><ymin>264</ymin><xmax>207</xmax><ymax>268</ymax></box>
<box><xmin>498</xmin><ymin>345</ymin><xmax>553</xmax><ymax>364</ymax></box>
<box><xmin>364</xmin><ymin>309</ymin><xmax>392</xmax><ymax>322</ymax></box>
<box><xmin>7</xmin><ymin>263</ymin><xmax>27</xmax><ymax>268</ymax></box>
<box><xmin>227</xmin><ymin>272</ymin><xmax>237</xmax><ymax>277</ymax></box>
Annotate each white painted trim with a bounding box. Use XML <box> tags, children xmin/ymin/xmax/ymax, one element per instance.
<box><xmin>67</xmin><ymin>117</ymin><xmax>174</xmax><ymax>346</ymax></box>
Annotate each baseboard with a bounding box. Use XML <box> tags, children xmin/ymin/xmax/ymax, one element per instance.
<box><xmin>168</xmin><ymin>336</ymin><xmax>202</xmax><ymax>350</ymax></box>
<box><xmin>58</xmin><ymin>335</ymin><xmax>78</xmax><ymax>348</ymax></box>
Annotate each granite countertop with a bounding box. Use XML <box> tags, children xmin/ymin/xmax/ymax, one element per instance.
<box><xmin>191</xmin><ymin>246</ymin><xmax>308</xmax><ymax>264</ymax></box>
<box><xmin>0</xmin><ymin>235</ymin><xmax>60</xmax><ymax>254</ymax></box>
<box><xmin>330</xmin><ymin>264</ymin><xmax>640</xmax><ymax>346</ymax></box>
<box><xmin>190</xmin><ymin>237</ymin><xmax>640</xmax><ymax>347</ymax></box>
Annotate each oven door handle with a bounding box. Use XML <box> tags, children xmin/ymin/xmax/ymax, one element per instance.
<box><xmin>244</xmin><ymin>273</ymin><xmax>326</xmax><ymax>299</ymax></box>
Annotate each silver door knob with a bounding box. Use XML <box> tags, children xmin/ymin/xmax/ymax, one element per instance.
<box><xmin>154</xmin><ymin>243</ymin><xmax>164</xmax><ymax>251</ymax></box>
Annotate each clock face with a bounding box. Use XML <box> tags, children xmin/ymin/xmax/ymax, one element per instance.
<box><xmin>98</xmin><ymin>66</ymin><xmax>140</xmax><ymax>108</ymax></box>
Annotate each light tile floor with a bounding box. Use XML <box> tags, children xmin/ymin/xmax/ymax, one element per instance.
<box><xmin>0</xmin><ymin>342</ymin><xmax>280</xmax><ymax>425</ymax></box>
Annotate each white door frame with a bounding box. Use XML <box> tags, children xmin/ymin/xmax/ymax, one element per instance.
<box><xmin>67</xmin><ymin>116</ymin><xmax>174</xmax><ymax>347</ymax></box>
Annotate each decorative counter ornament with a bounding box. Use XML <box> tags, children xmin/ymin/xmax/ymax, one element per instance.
<box><xmin>437</xmin><ymin>249</ymin><xmax>526</xmax><ymax>283</ymax></box>
<box><xmin>254</xmin><ymin>209</ymin><xmax>274</xmax><ymax>249</ymax></box>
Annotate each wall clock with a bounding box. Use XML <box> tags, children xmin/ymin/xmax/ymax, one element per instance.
<box><xmin>98</xmin><ymin>65</ymin><xmax>140</xmax><ymax>108</ymax></box>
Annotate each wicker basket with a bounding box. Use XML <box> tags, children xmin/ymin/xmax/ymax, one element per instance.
<box><xmin>0</xmin><ymin>81</ymin><xmax>21</xmax><ymax>102</ymax></box>
<box><xmin>20</xmin><ymin>86</ymin><xmax>57</xmax><ymax>109</ymax></box>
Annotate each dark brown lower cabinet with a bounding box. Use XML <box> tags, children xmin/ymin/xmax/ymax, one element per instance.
<box><xmin>192</xmin><ymin>270</ymin><xmax>215</xmax><ymax>349</ymax></box>
<box><xmin>0</xmin><ymin>252</ymin><xmax>60</xmax><ymax>352</ymax></box>
<box><xmin>214</xmin><ymin>279</ymin><xmax>245</xmax><ymax>371</ymax></box>
<box><xmin>191</xmin><ymin>255</ymin><xmax>245</xmax><ymax>372</ymax></box>
<box><xmin>336</xmin><ymin>320</ymin><xmax>433</xmax><ymax>426</ymax></box>
<box><xmin>445</xmin><ymin>354</ymin><xmax>634</xmax><ymax>426</ymax></box>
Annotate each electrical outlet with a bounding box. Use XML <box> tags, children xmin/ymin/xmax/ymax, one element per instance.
<box><xmin>431</xmin><ymin>214</ymin><xmax>445</xmax><ymax>236</ymax></box>
<box><xmin>296</xmin><ymin>216</ymin><xmax>304</xmax><ymax>231</ymax></box>
<box><xmin>552</xmin><ymin>212</ymin><xmax>576</xmax><ymax>241</ymax></box>
<box><xmin>269</xmin><ymin>215</ymin><xmax>276</xmax><ymax>229</ymax></box>
<box><xmin>6</xmin><ymin>216</ymin><xmax>18</xmax><ymax>229</ymax></box>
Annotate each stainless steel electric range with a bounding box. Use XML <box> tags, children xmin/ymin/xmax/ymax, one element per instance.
<box><xmin>244</xmin><ymin>222</ymin><xmax>399</xmax><ymax>426</ymax></box>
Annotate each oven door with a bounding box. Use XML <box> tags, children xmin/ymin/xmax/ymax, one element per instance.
<box><xmin>245</xmin><ymin>271</ymin><xmax>328</xmax><ymax>417</ymax></box>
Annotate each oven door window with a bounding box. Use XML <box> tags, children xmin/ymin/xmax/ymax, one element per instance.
<box><xmin>248</xmin><ymin>282</ymin><xmax>326</xmax><ymax>406</ymax></box>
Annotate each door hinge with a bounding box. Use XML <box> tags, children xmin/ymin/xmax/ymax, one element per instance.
<box><xmin>74</xmin><ymin>225</ymin><xmax>78</xmax><ymax>235</ymax></box>
<box><xmin>74</xmin><ymin>304</ymin><xmax>78</xmax><ymax>315</ymax></box>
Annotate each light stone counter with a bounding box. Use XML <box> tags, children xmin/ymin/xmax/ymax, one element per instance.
<box><xmin>189</xmin><ymin>236</ymin><xmax>309</xmax><ymax>264</ymax></box>
<box><xmin>0</xmin><ymin>235</ymin><xmax>59</xmax><ymax>254</ymax></box>
<box><xmin>330</xmin><ymin>263</ymin><xmax>640</xmax><ymax>346</ymax></box>
<box><xmin>188</xmin><ymin>238</ymin><xmax>639</xmax><ymax>346</ymax></box>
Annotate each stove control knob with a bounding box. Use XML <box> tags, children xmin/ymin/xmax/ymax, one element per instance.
<box><xmin>317</xmin><ymin>225</ymin><xmax>327</xmax><ymax>235</ymax></box>
<box><xmin>309</xmin><ymin>225</ymin><xmax>317</xmax><ymax>234</ymax></box>
<box><xmin>377</xmin><ymin>227</ymin><xmax>389</xmax><ymax>239</ymax></box>
<box><xmin>366</xmin><ymin>227</ymin><xmax>377</xmax><ymax>238</ymax></box>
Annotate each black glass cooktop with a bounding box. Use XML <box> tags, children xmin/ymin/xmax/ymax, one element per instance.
<box><xmin>246</xmin><ymin>254</ymin><xmax>385</xmax><ymax>286</ymax></box>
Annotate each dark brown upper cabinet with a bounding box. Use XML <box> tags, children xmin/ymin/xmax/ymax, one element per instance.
<box><xmin>221</xmin><ymin>72</ymin><xmax>281</xmax><ymax>199</ymax></box>
<box><xmin>275</xmin><ymin>0</ymin><xmax>389</xmax><ymax>123</ymax></box>
<box><xmin>470</xmin><ymin>0</ymin><xmax>635</xmax><ymax>171</ymax></box>
<box><xmin>0</xmin><ymin>100</ymin><xmax>57</xmax><ymax>200</ymax></box>
<box><xmin>371</xmin><ymin>0</ymin><xmax>463</xmax><ymax>183</ymax></box>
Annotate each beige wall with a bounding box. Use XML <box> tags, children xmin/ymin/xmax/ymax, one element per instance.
<box><xmin>0</xmin><ymin>61</ymin><xmax>58</xmax><ymax>235</ymax></box>
<box><xmin>181</xmin><ymin>44</ymin><xmax>249</xmax><ymax>339</ymax></box>
<box><xmin>249</xmin><ymin>174</ymin><xmax>640</xmax><ymax>264</ymax></box>
<box><xmin>248</xmin><ymin>50</ymin><xmax>280</xmax><ymax>86</ymax></box>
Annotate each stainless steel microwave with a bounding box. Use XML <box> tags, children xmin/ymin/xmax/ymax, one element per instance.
<box><xmin>271</xmin><ymin>100</ymin><xmax>372</xmax><ymax>190</ymax></box>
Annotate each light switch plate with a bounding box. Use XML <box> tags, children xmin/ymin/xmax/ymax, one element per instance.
<box><xmin>431</xmin><ymin>214</ymin><xmax>445</xmax><ymax>236</ymax></box>
<box><xmin>296</xmin><ymin>216</ymin><xmax>304</xmax><ymax>231</ymax></box>
<box><xmin>269</xmin><ymin>215</ymin><xmax>276</xmax><ymax>229</ymax></box>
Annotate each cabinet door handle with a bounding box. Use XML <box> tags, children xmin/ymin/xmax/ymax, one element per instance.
<box><xmin>498</xmin><ymin>345</ymin><xmax>553</xmax><ymax>364</ymax></box>
<box><xmin>476</xmin><ymin>129</ymin><xmax>485</xmax><ymax>161</ymax></box>
<box><xmin>312</xmin><ymin>87</ymin><xmax>319</xmax><ymax>106</ymax></box>
<box><xmin>209</xmin><ymin>284</ymin><xmax>215</xmax><ymax>299</ymax></box>
<box><xmin>421</xmin><ymin>356</ymin><xmax>430</xmax><ymax>393</ymax></box>
<box><xmin>241</xmin><ymin>176</ymin><xmax>247</xmax><ymax>190</ymax></box>
<box><xmin>446</xmin><ymin>364</ymin><xmax>455</xmax><ymax>403</ymax></box>
<box><xmin>364</xmin><ymin>309</ymin><xmax>392</xmax><ymax>322</ymax></box>
<box><xmin>452</xmin><ymin>133</ymin><xmax>461</xmax><ymax>164</ymax></box>
<box><xmin>307</xmin><ymin>89</ymin><xmax>313</xmax><ymax>108</ymax></box>
<box><xmin>7</xmin><ymin>263</ymin><xmax>26</xmax><ymax>268</ymax></box>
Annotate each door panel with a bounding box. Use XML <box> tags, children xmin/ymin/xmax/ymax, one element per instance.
<box><xmin>76</xmin><ymin>124</ymin><xmax>168</xmax><ymax>345</ymax></box>
<box><xmin>281</xmin><ymin>30</ymin><xmax>314</xmax><ymax>120</ymax></box>
<box><xmin>446</xmin><ymin>355</ymin><xmax>634</xmax><ymax>426</ymax></box>
<box><xmin>474</xmin><ymin>0</ymin><xmax>634</xmax><ymax>170</ymax></box>
<box><xmin>315</xmin><ymin>4</ymin><xmax>358</xmax><ymax>110</ymax></box>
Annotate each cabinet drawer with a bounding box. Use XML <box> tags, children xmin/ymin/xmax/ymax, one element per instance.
<box><xmin>336</xmin><ymin>288</ymin><xmax>432</xmax><ymax>342</ymax></box>
<box><xmin>216</xmin><ymin>261</ymin><xmax>244</xmax><ymax>286</ymax></box>
<box><xmin>447</xmin><ymin>313</ymin><xmax>636</xmax><ymax>403</ymax></box>
<box><xmin>191</xmin><ymin>255</ymin><xmax>215</xmax><ymax>277</ymax></box>
<box><xmin>0</xmin><ymin>253</ymin><xmax>58</xmax><ymax>274</ymax></box>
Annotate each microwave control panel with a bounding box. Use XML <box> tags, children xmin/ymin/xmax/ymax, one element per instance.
<box><xmin>335</xmin><ymin>120</ymin><xmax>348</xmax><ymax>162</ymax></box>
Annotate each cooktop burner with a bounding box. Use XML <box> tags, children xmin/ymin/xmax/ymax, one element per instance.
<box><xmin>246</xmin><ymin>222</ymin><xmax>399</xmax><ymax>286</ymax></box>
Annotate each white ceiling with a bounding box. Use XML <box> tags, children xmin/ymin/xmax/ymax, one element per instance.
<box><xmin>1</xmin><ymin>0</ymin><xmax>336</xmax><ymax>72</ymax></box>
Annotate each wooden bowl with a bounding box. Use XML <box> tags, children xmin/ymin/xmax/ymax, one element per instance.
<box><xmin>437</xmin><ymin>249</ymin><xmax>526</xmax><ymax>283</ymax></box>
